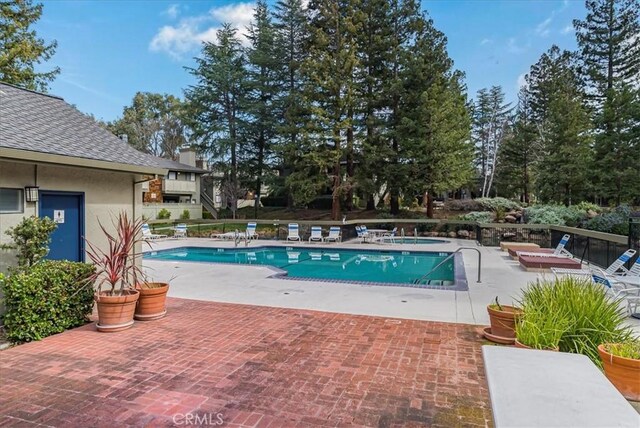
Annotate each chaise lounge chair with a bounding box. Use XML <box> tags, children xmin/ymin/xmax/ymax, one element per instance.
<box><xmin>246</xmin><ymin>222</ymin><xmax>259</xmax><ymax>240</ymax></box>
<box><xmin>142</xmin><ymin>223</ymin><xmax>167</xmax><ymax>240</ymax></box>
<box><xmin>309</xmin><ymin>226</ymin><xmax>324</xmax><ymax>243</ymax></box>
<box><xmin>591</xmin><ymin>267</ymin><xmax>640</xmax><ymax>318</ymax></box>
<box><xmin>551</xmin><ymin>249</ymin><xmax>637</xmax><ymax>277</ymax></box>
<box><xmin>173</xmin><ymin>223</ymin><xmax>188</xmax><ymax>238</ymax></box>
<box><xmin>516</xmin><ymin>234</ymin><xmax>572</xmax><ymax>258</ymax></box>
<box><xmin>287</xmin><ymin>223</ymin><xmax>301</xmax><ymax>241</ymax></box>
<box><xmin>325</xmin><ymin>226</ymin><xmax>342</xmax><ymax>243</ymax></box>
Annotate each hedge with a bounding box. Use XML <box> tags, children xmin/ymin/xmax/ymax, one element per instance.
<box><xmin>0</xmin><ymin>261</ymin><xmax>95</xmax><ymax>343</ymax></box>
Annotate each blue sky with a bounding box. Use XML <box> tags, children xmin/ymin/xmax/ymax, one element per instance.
<box><xmin>35</xmin><ymin>0</ymin><xmax>586</xmax><ymax>121</ymax></box>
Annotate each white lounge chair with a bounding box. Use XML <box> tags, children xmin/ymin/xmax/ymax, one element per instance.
<box><xmin>355</xmin><ymin>226</ymin><xmax>367</xmax><ymax>242</ymax></box>
<box><xmin>358</xmin><ymin>225</ymin><xmax>372</xmax><ymax>243</ymax></box>
<box><xmin>552</xmin><ymin>249</ymin><xmax>637</xmax><ymax>277</ymax></box>
<box><xmin>287</xmin><ymin>223</ymin><xmax>301</xmax><ymax>241</ymax></box>
<box><xmin>246</xmin><ymin>222</ymin><xmax>258</xmax><ymax>240</ymax></box>
<box><xmin>142</xmin><ymin>223</ymin><xmax>167</xmax><ymax>240</ymax></box>
<box><xmin>325</xmin><ymin>226</ymin><xmax>341</xmax><ymax>243</ymax></box>
<box><xmin>591</xmin><ymin>267</ymin><xmax>640</xmax><ymax>317</ymax></box>
<box><xmin>517</xmin><ymin>234</ymin><xmax>572</xmax><ymax>258</ymax></box>
<box><xmin>614</xmin><ymin>256</ymin><xmax>640</xmax><ymax>278</ymax></box>
<box><xmin>309</xmin><ymin>226</ymin><xmax>324</xmax><ymax>243</ymax></box>
<box><xmin>383</xmin><ymin>227</ymin><xmax>398</xmax><ymax>243</ymax></box>
<box><xmin>173</xmin><ymin>223</ymin><xmax>188</xmax><ymax>238</ymax></box>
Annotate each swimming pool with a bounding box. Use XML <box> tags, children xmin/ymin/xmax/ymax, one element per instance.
<box><xmin>145</xmin><ymin>246</ymin><xmax>467</xmax><ymax>289</ymax></box>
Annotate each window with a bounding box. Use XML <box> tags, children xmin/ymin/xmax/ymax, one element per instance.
<box><xmin>189</xmin><ymin>173</ymin><xmax>196</xmax><ymax>182</ymax></box>
<box><xmin>167</xmin><ymin>171</ymin><xmax>177</xmax><ymax>180</ymax></box>
<box><xmin>0</xmin><ymin>188</ymin><xmax>24</xmax><ymax>214</ymax></box>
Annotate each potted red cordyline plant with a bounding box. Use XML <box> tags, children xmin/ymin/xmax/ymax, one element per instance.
<box><xmin>86</xmin><ymin>212</ymin><xmax>144</xmax><ymax>332</ymax></box>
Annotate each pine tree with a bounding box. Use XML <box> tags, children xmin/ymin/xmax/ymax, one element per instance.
<box><xmin>185</xmin><ymin>24</ymin><xmax>248</xmax><ymax>219</ymax></box>
<box><xmin>528</xmin><ymin>47</ymin><xmax>593</xmax><ymax>204</ymax></box>
<box><xmin>574</xmin><ymin>0</ymin><xmax>640</xmax><ymax>204</ymax></box>
<box><xmin>355</xmin><ymin>0</ymin><xmax>393</xmax><ymax>210</ymax></box>
<box><xmin>0</xmin><ymin>0</ymin><xmax>59</xmax><ymax>91</ymax></box>
<box><xmin>494</xmin><ymin>89</ymin><xmax>538</xmax><ymax>203</ymax></box>
<box><xmin>302</xmin><ymin>0</ymin><xmax>361</xmax><ymax>220</ymax></box>
<box><xmin>245</xmin><ymin>1</ymin><xmax>282</xmax><ymax>216</ymax></box>
<box><xmin>273</xmin><ymin>0</ymin><xmax>309</xmax><ymax>208</ymax></box>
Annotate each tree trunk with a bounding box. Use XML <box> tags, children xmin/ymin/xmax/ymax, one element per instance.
<box><xmin>426</xmin><ymin>192</ymin><xmax>434</xmax><ymax>218</ymax></box>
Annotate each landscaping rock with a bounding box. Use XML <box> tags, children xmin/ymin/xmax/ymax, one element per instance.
<box><xmin>505</xmin><ymin>215</ymin><xmax>517</xmax><ymax>223</ymax></box>
<box><xmin>448</xmin><ymin>231</ymin><xmax>457</xmax><ymax>238</ymax></box>
<box><xmin>457</xmin><ymin>230</ymin><xmax>470</xmax><ymax>238</ymax></box>
<box><xmin>587</xmin><ymin>210</ymin><xmax>598</xmax><ymax>219</ymax></box>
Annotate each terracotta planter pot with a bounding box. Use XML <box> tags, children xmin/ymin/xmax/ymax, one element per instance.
<box><xmin>514</xmin><ymin>339</ymin><xmax>559</xmax><ymax>351</ymax></box>
<box><xmin>598</xmin><ymin>344</ymin><xmax>640</xmax><ymax>401</ymax></box>
<box><xmin>135</xmin><ymin>282</ymin><xmax>169</xmax><ymax>321</ymax></box>
<box><xmin>95</xmin><ymin>289</ymin><xmax>139</xmax><ymax>332</ymax></box>
<box><xmin>487</xmin><ymin>305</ymin><xmax>522</xmax><ymax>339</ymax></box>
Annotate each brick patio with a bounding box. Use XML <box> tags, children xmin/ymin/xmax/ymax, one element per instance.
<box><xmin>0</xmin><ymin>298</ymin><xmax>492</xmax><ymax>427</ymax></box>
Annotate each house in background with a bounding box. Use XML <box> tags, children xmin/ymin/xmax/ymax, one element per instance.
<box><xmin>141</xmin><ymin>148</ymin><xmax>213</xmax><ymax>220</ymax></box>
<box><xmin>0</xmin><ymin>82</ymin><xmax>169</xmax><ymax>272</ymax></box>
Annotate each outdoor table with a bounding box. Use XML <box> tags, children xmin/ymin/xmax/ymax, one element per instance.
<box><xmin>367</xmin><ymin>229</ymin><xmax>390</xmax><ymax>243</ymax></box>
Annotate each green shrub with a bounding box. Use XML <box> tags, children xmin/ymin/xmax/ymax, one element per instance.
<box><xmin>180</xmin><ymin>209</ymin><xmax>190</xmax><ymax>220</ymax></box>
<box><xmin>575</xmin><ymin>201</ymin><xmax>602</xmax><ymax>214</ymax></box>
<box><xmin>0</xmin><ymin>216</ymin><xmax>57</xmax><ymax>268</ymax></box>
<box><xmin>0</xmin><ymin>261</ymin><xmax>96</xmax><ymax>343</ymax></box>
<box><xmin>525</xmin><ymin>204</ymin><xmax>587</xmax><ymax>227</ymax></box>
<box><xmin>157</xmin><ymin>208</ymin><xmax>171</xmax><ymax>219</ymax></box>
<box><xmin>476</xmin><ymin>197</ymin><xmax>521</xmax><ymax>212</ymax></box>
<box><xmin>584</xmin><ymin>205</ymin><xmax>633</xmax><ymax>235</ymax></box>
<box><xmin>459</xmin><ymin>211</ymin><xmax>493</xmax><ymax>223</ymax></box>
<box><xmin>519</xmin><ymin>276</ymin><xmax>634</xmax><ymax>365</ymax></box>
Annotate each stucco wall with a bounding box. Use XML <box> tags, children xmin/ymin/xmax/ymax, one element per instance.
<box><xmin>0</xmin><ymin>160</ymin><xmax>144</xmax><ymax>273</ymax></box>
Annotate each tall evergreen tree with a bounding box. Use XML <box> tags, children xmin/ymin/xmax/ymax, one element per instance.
<box><xmin>527</xmin><ymin>47</ymin><xmax>593</xmax><ymax>204</ymax></box>
<box><xmin>494</xmin><ymin>88</ymin><xmax>538</xmax><ymax>203</ymax></box>
<box><xmin>273</xmin><ymin>0</ymin><xmax>309</xmax><ymax>208</ymax></box>
<box><xmin>0</xmin><ymin>0</ymin><xmax>59</xmax><ymax>91</ymax></box>
<box><xmin>302</xmin><ymin>0</ymin><xmax>361</xmax><ymax>220</ymax></box>
<box><xmin>245</xmin><ymin>1</ymin><xmax>281</xmax><ymax>214</ymax></box>
<box><xmin>574</xmin><ymin>0</ymin><xmax>640</xmax><ymax>204</ymax></box>
<box><xmin>355</xmin><ymin>0</ymin><xmax>393</xmax><ymax>210</ymax></box>
<box><xmin>185</xmin><ymin>24</ymin><xmax>247</xmax><ymax>219</ymax></box>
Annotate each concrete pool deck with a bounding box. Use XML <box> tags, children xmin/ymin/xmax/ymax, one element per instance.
<box><xmin>142</xmin><ymin>237</ymin><xmax>615</xmax><ymax>327</ymax></box>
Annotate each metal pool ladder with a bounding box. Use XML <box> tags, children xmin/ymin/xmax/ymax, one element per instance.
<box><xmin>413</xmin><ymin>247</ymin><xmax>482</xmax><ymax>284</ymax></box>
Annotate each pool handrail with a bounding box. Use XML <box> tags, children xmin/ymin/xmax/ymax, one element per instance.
<box><xmin>414</xmin><ymin>247</ymin><xmax>482</xmax><ymax>284</ymax></box>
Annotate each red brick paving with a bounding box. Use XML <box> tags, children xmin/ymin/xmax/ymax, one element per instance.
<box><xmin>0</xmin><ymin>298</ymin><xmax>492</xmax><ymax>427</ymax></box>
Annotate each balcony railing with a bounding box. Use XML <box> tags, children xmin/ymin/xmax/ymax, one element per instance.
<box><xmin>163</xmin><ymin>179</ymin><xmax>196</xmax><ymax>194</ymax></box>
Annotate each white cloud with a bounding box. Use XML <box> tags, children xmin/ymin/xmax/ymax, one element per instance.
<box><xmin>480</xmin><ymin>38</ymin><xmax>492</xmax><ymax>46</ymax></box>
<box><xmin>561</xmin><ymin>24</ymin><xmax>573</xmax><ymax>34</ymax></box>
<box><xmin>164</xmin><ymin>4</ymin><xmax>180</xmax><ymax>19</ymax></box>
<box><xmin>150</xmin><ymin>2</ymin><xmax>255</xmax><ymax>60</ymax></box>
<box><xmin>535</xmin><ymin>16</ymin><xmax>553</xmax><ymax>37</ymax></box>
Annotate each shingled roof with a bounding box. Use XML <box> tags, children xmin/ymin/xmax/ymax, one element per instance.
<box><xmin>0</xmin><ymin>82</ymin><xmax>200</xmax><ymax>175</ymax></box>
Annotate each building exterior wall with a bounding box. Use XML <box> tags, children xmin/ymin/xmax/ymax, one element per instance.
<box><xmin>0</xmin><ymin>160</ymin><xmax>143</xmax><ymax>273</ymax></box>
<box><xmin>141</xmin><ymin>203</ymin><xmax>202</xmax><ymax>220</ymax></box>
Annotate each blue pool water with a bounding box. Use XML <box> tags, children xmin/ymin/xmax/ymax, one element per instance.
<box><xmin>145</xmin><ymin>246</ymin><xmax>458</xmax><ymax>287</ymax></box>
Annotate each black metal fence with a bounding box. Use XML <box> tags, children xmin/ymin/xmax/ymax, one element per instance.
<box><xmin>550</xmin><ymin>227</ymin><xmax>632</xmax><ymax>270</ymax></box>
<box><xmin>476</xmin><ymin>224</ymin><xmax>551</xmax><ymax>247</ymax></box>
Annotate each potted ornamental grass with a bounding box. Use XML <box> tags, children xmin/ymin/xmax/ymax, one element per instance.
<box><xmin>598</xmin><ymin>341</ymin><xmax>640</xmax><ymax>401</ymax></box>
<box><xmin>485</xmin><ymin>297</ymin><xmax>523</xmax><ymax>343</ymax></box>
<box><xmin>514</xmin><ymin>308</ymin><xmax>567</xmax><ymax>351</ymax></box>
<box><xmin>86</xmin><ymin>212</ymin><xmax>143</xmax><ymax>332</ymax></box>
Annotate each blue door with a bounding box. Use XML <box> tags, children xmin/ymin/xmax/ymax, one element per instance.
<box><xmin>40</xmin><ymin>192</ymin><xmax>84</xmax><ymax>262</ymax></box>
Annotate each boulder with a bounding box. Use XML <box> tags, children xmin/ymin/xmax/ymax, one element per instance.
<box><xmin>448</xmin><ymin>231</ymin><xmax>457</xmax><ymax>238</ymax></box>
<box><xmin>457</xmin><ymin>230</ymin><xmax>470</xmax><ymax>238</ymax></box>
<box><xmin>505</xmin><ymin>215</ymin><xmax>517</xmax><ymax>223</ymax></box>
<box><xmin>587</xmin><ymin>210</ymin><xmax>598</xmax><ymax>219</ymax></box>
